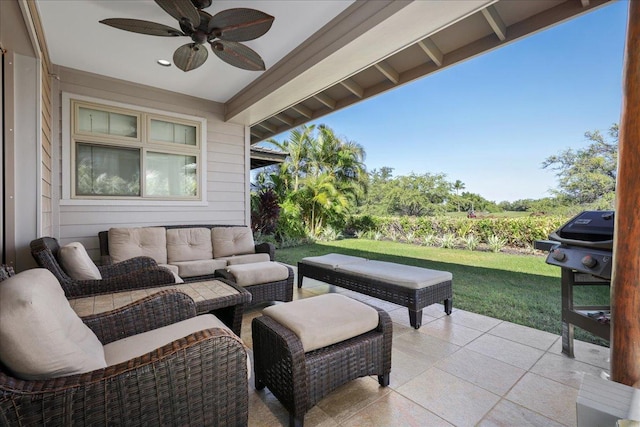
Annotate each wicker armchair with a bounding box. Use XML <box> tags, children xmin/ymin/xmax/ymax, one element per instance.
<box><xmin>0</xmin><ymin>289</ymin><xmax>249</xmax><ymax>426</ymax></box>
<box><xmin>30</xmin><ymin>237</ymin><xmax>175</xmax><ymax>298</ymax></box>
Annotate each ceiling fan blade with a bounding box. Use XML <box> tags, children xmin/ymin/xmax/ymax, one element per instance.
<box><xmin>173</xmin><ymin>43</ymin><xmax>208</xmax><ymax>72</ymax></box>
<box><xmin>210</xmin><ymin>40</ymin><xmax>265</xmax><ymax>71</ymax></box>
<box><xmin>207</xmin><ymin>9</ymin><xmax>274</xmax><ymax>42</ymax></box>
<box><xmin>100</xmin><ymin>18</ymin><xmax>183</xmax><ymax>37</ymax></box>
<box><xmin>155</xmin><ymin>0</ymin><xmax>200</xmax><ymax>26</ymax></box>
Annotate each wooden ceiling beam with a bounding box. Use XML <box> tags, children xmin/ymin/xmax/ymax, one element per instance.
<box><xmin>374</xmin><ymin>61</ymin><xmax>399</xmax><ymax>84</ymax></box>
<box><xmin>340</xmin><ymin>78</ymin><xmax>364</xmax><ymax>98</ymax></box>
<box><xmin>417</xmin><ymin>37</ymin><xmax>443</xmax><ymax>67</ymax></box>
<box><xmin>273</xmin><ymin>113</ymin><xmax>294</xmax><ymax>126</ymax></box>
<box><xmin>257</xmin><ymin>121</ymin><xmax>277</xmax><ymax>134</ymax></box>
<box><xmin>291</xmin><ymin>103</ymin><xmax>313</xmax><ymax>118</ymax></box>
<box><xmin>314</xmin><ymin>92</ymin><xmax>337</xmax><ymax>109</ymax></box>
<box><xmin>481</xmin><ymin>5</ymin><xmax>507</xmax><ymax>41</ymax></box>
<box><xmin>250</xmin><ymin>128</ymin><xmax>265</xmax><ymax>139</ymax></box>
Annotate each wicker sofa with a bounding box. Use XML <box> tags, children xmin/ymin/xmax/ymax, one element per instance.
<box><xmin>99</xmin><ymin>225</ymin><xmax>275</xmax><ymax>283</ymax></box>
<box><xmin>0</xmin><ymin>269</ymin><xmax>249</xmax><ymax>426</ymax></box>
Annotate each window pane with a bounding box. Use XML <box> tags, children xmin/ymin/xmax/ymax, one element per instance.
<box><xmin>150</xmin><ymin>119</ymin><xmax>197</xmax><ymax>146</ymax></box>
<box><xmin>146</xmin><ymin>152</ymin><xmax>197</xmax><ymax>197</ymax></box>
<box><xmin>76</xmin><ymin>144</ymin><xmax>140</xmax><ymax>196</ymax></box>
<box><xmin>78</xmin><ymin>107</ymin><xmax>137</xmax><ymax>138</ymax></box>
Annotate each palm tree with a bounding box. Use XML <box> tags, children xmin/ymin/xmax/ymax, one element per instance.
<box><xmin>453</xmin><ymin>179</ymin><xmax>466</xmax><ymax>196</ymax></box>
<box><xmin>263</xmin><ymin>124</ymin><xmax>367</xmax><ymax>236</ymax></box>
<box><xmin>293</xmin><ymin>173</ymin><xmax>349</xmax><ymax>236</ymax></box>
<box><xmin>453</xmin><ymin>179</ymin><xmax>466</xmax><ymax>212</ymax></box>
<box><xmin>267</xmin><ymin>124</ymin><xmax>315</xmax><ymax>192</ymax></box>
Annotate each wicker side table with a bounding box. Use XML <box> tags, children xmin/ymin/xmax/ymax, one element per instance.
<box><xmin>69</xmin><ymin>278</ymin><xmax>251</xmax><ymax>336</ymax></box>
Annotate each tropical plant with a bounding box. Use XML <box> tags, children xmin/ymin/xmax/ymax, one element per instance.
<box><xmin>487</xmin><ymin>235</ymin><xmax>507</xmax><ymax>253</ymax></box>
<box><xmin>251</xmin><ymin>188</ymin><xmax>280</xmax><ymax>235</ymax></box>
<box><xmin>262</xmin><ymin>124</ymin><xmax>367</xmax><ymax>237</ymax></box>
<box><xmin>422</xmin><ymin>234</ymin><xmax>437</xmax><ymax>246</ymax></box>
<box><xmin>440</xmin><ymin>233</ymin><xmax>457</xmax><ymax>249</ymax></box>
<box><xmin>463</xmin><ymin>234</ymin><xmax>479</xmax><ymax>251</ymax></box>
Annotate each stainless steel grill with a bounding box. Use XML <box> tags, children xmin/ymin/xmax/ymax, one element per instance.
<box><xmin>545</xmin><ymin>210</ymin><xmax>614</xmax><ymax>280</ymax></box>
<box><xmin>537</xmin><ymin>210</ymin><xmax>613</xmax><ymax>357</ymax></box>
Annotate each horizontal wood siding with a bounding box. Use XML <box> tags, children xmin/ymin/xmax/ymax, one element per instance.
<box><xmin>55</xmin><ymin>68</ymin><xmax>248</xmax><ymax>259</ymax></box>
<box><xmin>26</xmin><ymin>1</ymin><xmax>54</xmax><ymax>237</ymax></box>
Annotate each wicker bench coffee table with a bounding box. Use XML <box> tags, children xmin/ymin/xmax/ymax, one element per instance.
<box><xmin>69</xmin><ymin>278</ymin><xmax>251</xmax><ymax>336</ymax></box>
<box><xmin>297</xmin><ymin>253</ymin><xmax>452</xmax><ymax>329</ymax></box>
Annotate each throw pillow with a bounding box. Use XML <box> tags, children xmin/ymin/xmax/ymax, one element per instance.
<box><xmin>0</xmin><ymin>269</ymin><xmax>107</xmax><ymax>380</ymax></box>
<box><xmin>59</xmin><ymin>242</ymin><xmax>102</xmax><ymax>280</ymax></box>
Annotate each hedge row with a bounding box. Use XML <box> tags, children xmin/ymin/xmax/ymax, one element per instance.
<box><xmin>346</xmin><ymin>215</ymin><xmax>568</xmax><ymax>248</ymax></box>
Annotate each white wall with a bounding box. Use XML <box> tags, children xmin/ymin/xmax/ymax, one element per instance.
<box><xmin>54</xmin><ymin>67</ymin><xmax>249</xmax><ymax>260</ymax></box>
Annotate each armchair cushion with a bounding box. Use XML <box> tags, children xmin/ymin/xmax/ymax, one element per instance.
<box><xmin>109</xmin><ymin>227</ymin><xmax>167</xmax><ymax>264</ymax></box>
<box><xmin>0</xmin><ymin>269</ymin><xmax>107</xmax><ymax>380</ymax></box>
<box><xmin>212</xmin><ymin>226</ymin><xmax>255</xmax><ymax>258</ymax></box>
<box><xmin>59</xmin><ymin>241</ymin><xmax>102</xmax><ymax>280</ymax></box>
<box><xmin>167</xmin><ymin>228</ymin><xmax>213</xmax><ymax>263</ymax></box>
<box><xmin>103</xmin><ymin>313</ymin><xmax>228</xmax><ymax>366</ymax></box>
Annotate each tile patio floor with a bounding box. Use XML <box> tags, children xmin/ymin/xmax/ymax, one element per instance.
<box><xmin>241</xmin><ymin>268</ymin><xmax>610</xmax><ymax>427</ymax></box>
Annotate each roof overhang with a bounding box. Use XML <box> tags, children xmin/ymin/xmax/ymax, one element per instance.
<box><xmin>224</xmin><ymin>0</ymin><xmax>613</xmax><ymax>144</ymax></box>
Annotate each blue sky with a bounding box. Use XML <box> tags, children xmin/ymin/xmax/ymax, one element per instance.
<box><xmin>263</xmin><ymin>1</ymin><xmax>628</xmax><ymax>203</ymax></box>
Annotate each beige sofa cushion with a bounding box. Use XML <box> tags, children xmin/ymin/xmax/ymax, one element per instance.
<box><xmin>225</xmin><ymin>262</ymin><xmax>289</xmax><ymax>287</ymax></box>
<box><xmin>171</xmin><ymin>259</ymin><xmax>227</xmax><ymax>278</ymax></box>
<box><xmin>263</xmin><ymin>294</ymin><xmax>379</xmax><ymax>352</ymax></box>
<box><xmin>301</xmin><ymin>253</ymin><xmax>368</xmax><ymax>269</ymax></box>
<box><xmin>166</xmin><ymin>228</ymin><xmax>213</xmax><ymax>263</ymax></box>
<box><xmin>103</xmin><ymin>314</ymin><xmax>230</xmax><ymax>366</ymax></box>
<box><xmin>59</xmin><ymin>242</ymin><xmax>102</xmax><ymax>280</ymax></box>
<box><xmin>212</xmin><ymin>227</ymin><xmax>255</xmax><ymax>258</ymax></box>
<box><xmin>336</xmin><ymin>260</ymin><xmax>453</xmax><ymax>290</ymax></box>
<box><xmin>218</xmin><ymin>253</ymin><xmax>271</xmax><ymax>266</ymax></box>
<box><xmin>0</xmin><ymin>269</ymin><xmax>107</xmax><ymax>380</ymax></box>
<box><xmin>108</xmin><ymin>227</ymin><xmax>167</xmax><ymax>264</ymax></box>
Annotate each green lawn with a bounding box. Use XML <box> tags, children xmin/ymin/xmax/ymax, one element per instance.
<box><xmin>276</xmin><ymin>239</ymin><xmax>609</xmax><ymax>346</ymax></box>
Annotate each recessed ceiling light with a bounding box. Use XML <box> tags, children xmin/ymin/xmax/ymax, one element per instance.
<box><xmin>157</xmin><ymin>59</ymin><xmax>171</xmax><ymax>67</ymax></box>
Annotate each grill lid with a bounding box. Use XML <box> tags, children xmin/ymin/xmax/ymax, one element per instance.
<box><xmin>549</xmin><ymin>210</ymin><xmax>614</xmax><ymax>249</ymax></box>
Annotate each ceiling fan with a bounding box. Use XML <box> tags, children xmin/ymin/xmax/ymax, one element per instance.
<box><xmin>100</xmin><ymin>0</ymin><xmax>274</xmax><ymax>72</ymax></box>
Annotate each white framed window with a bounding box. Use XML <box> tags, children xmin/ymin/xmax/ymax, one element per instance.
<box><xmin>62</xmin><ymin>93</ymin><xmax>207</xmax><ymax>206</ymax></box>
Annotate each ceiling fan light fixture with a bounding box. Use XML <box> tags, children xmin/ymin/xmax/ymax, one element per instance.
<box><xmin>157</xmin><ymin>59</ymin><xmax>171</xmax><ymax>66</ymax></box>
<box><xmin>101</xmin><ymin>0</ymin><xmax>273</xmax><ymax>72</ymax></box>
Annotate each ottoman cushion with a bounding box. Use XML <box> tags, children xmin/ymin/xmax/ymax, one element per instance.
<box><xmin>219</xmin><ymin>253</ymin><xmax>271</xmax><ymax>266</ymax></box>
<box><xmin>225</xmin><ymin>261</ymin><xmax>289</xmax><ymax>287</ymax></box>
<box><xmin>301</xmin><ymin>253</ymin><xmax>367</xmax><ymax>269</ymax></box>
<box><xmin>171</xmin><ymin>259</ymin><xmax>227</xmax><ymax>278</ymax></box>
<box><xmin>336</xmin><ymin>260</ymin><xmax>452</xmax><ymax>290</ymax></box>
<box><xmin>263</xmin><ymin>294</ymin><xmax>379</xmax><ymax>352</ymax></box>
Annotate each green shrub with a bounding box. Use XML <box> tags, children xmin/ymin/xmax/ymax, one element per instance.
<box><xmin>276</xmin><ymin>199</ymin><xmax>307</xmax><ymax>240</ymax></box>
<box><xmin>343</xmin><ymin>214</ymin><xmax>568</xmax><ymax>249</ymax></box>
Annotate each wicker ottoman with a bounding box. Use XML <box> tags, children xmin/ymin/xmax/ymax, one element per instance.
<box><xmin>251</xmin><ymin>294</ymin><xmax>392</xmax><ymax>427</ymax></box>
<box><xmin>215</xmin><ymin>261</ymin><xmax>294</xmax><ymax>305</ymax></box>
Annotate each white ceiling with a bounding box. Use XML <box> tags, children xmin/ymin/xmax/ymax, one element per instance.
<box><xmin>35</xmin><ymin>0</ymin><xmax>354</xmax><ymax>103</ymax></box>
